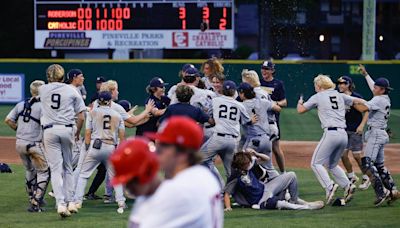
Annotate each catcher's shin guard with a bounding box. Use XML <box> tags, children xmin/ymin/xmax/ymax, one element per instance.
<box><xmin>361</xmin><ymin>157</ymin><xmax>386</xmax><ymax>198</ymax></box>
<box><xmin>25</xmin><ymin>176</ymin><xmax>37</xmax><ymax>200</ymax></box>
<box><xmin>375</xmin><ymin>162</ymin><xmax>397</xmax><ymax>192</ymax></box>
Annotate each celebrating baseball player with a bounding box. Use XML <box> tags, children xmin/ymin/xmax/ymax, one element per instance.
<box><xmin>354</xmin><ymin>65</ymin><xmax>400</xmax><ymax>206</ymax></box>
<box><xmin>224</xmin><ymin>149</ymin><xmax>324</xmax><ymax>211</ymax></box>
<box><xmin>74</xmin><ymin>91</ymin><xmax>127</xmax><ymax>212</ymax></box>
<box><xmin>201</xmin><ymin>57</ymin><xmax>224</xmax><ymax>90</ymax></box>
<box><xmin>201</xmin><ymin>80</ymin><xmax>257</xmax><ymax>185</ymax></box>
<box><xmin>5</xmin><ymin>80</ymin><xmax>50</xmax><ymax>212</ymax></box>
<box><xmin>39</xmin><ymin>64</ymin><xmax>86</xmax><ymax>217</ymax></box>
<box><xmin>297</xmin><ymin>74</ymin><xmax>363</xmax><ymax>204</ymax></box>
<box><xmin>336</xmin><ymin>76</ymin><xmax>370</xmax><ymax>188</ymax></box>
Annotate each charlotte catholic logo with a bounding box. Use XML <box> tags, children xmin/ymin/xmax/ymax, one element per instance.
<box><xmin>172</xmin><ymin>32</ymin><xmax>188</xmax><ymax>47</ymax></box>
<box><xmin>44</xmin><ymin>32</ymin><xmax>91</xmax><ymax>48</ymax></box>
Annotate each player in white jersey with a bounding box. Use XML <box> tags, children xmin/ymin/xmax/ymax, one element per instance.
<box><xmin>201</xmin><ymin>80</ymin><xmax>256</xmax><ymax>185</ymax></box>
<box><xmin>241</xmin><ymin>69</ymin><xmax>286</xmax><ymax>172</ymax></box>
<box><xmin>39</xmin><ymin>64</ymin><xmax>86</xmax><ymax>217</ymax></box>
<box><xmin>238</xmin><ymin>82</ymin><xmax>282</xmax><ymax>179</ymax></box>
<box><xmin>144</xmin><ymin>116</ymin><xmax>223</xmax><ymax>227</ymax></box>
<box><xmin>74</xmin><ymin>91</ymin><xmax>127</xmax><ymax>212</ymax></box>
<box><xmin>297</xmin><ymin>75</ymin><xmax>363</xmax><ymax>205</ymax></box>
<box><xmin>355</xmin><ymin>65</ymin><xmax>400</xmax><ymax>206</ymax></box>
<box><xmin>5</xmin><ymin>80</ymin><xmax>49</xmax><ymax>212</ymax></box>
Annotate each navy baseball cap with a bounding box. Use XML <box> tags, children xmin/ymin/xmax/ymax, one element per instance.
<box><xmin>98</xmin><ymin>91</ymin><xmax>112</xmax><ymax>102</ymax></box>
<box><xmin>375</xmin><ymin>77</ymin><xmax>393</xmax><ymax>90</ymax></box>
<box><xmin>182</xmin><ymin>64</ymin><xmax>195</xmax><ymax>72</ymax></box>
<box><xmin>118</xmin><ymin>100</ymin><xmax>132</xmax><ymax>112</ymax></box>
<box><xmin>149</xmin><ymin>77</ymin><xmax>168</xmax><ymax>88</ymax></box>
<box><xmin>337</xmin><ymin>76</ymin><xmax>353</xmax><ymax>85</ymax></box>
<box><xmin>96</xmin><ymin>76</ymin><xmax>106</xmax><ymax>83</ymax></box>
<box><xmin>223</xmin><ymin>80</ymin><xmax>237</xmax><ymax>91</ymax></box>
<box><xmin>237</xmin><ymin>82</ymin><xmax>253</xmax><ymax>93</ymax></box>
<box><xmin>261</xmin><ymin>61</ymin><xmax>275</xmax><ymax>70</ymax></box>
<box><xmin>184</xmin><ymin>67</ymin><xmax>200</xmax><ymax>77</ymax></box>
<box><xmin>66</xmin><ymin>69</ymin><xmax>83</xmax><ymax>81</ymax></box>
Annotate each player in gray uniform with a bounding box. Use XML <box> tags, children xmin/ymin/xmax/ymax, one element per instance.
<box><xmin>355</xmin><ymin>65</ymin><xmax>400</xmax><ymax>206</ymax></box>
<box><xmin>297</xmin><ymin>75</ymin><xmax>362</xmax><ymax>204</ymax></box>
<box><xmin>74</xmin><ymin>91</ymin><xmax>127</xmax><ymax>212</ymax></box>
<box><xmin>5</xmin><ymin>80</ymin><xmax>49</xmax><ymax>212</ymax></box>
<box><xmin>238</xmin><ymin>82</ymin><xmax>282</xmax><ymax>180</ymax></box>
<box><xmin>39</xmin><ymin>64</ymin><xmax>86</xmax><ymax>218</ymax></box>
<box><xmin>200</xmin><ymin>80</ymin><xmax>256</xmax><ymax>185</ymax></box>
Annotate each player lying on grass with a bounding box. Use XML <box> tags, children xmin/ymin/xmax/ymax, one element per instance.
<box><xmin>5</xmin><ymin>80</ymin><xmax>50</xmax><ymax>212</ymax></box>
<box><xmin>223</xmin><ymin>149</ymin><xmax>324</xmax><ymax>211</ymax></box>
<box><xmin>353</xmin><ymin>65</ymin><xmax>400</xmax><ymax>206</ymax></box>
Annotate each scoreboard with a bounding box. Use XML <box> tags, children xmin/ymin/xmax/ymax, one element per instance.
<box><xmin>34</xmin><ymin>0</ymin><xmax>234</xmax><ymax>49</ymax></box>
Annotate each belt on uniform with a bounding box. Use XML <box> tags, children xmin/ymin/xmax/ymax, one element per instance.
<box><xmin>205</xmin><ymin>125</ymin><xmax>214</xmax><ymax>129</ymax></box>
<box><xmin>217</xmin><ymin>133</ymin><xmax>238</xmax><ymax>138</ymax></box>
<box><xmin>327</xmin><ymin>127</ymin><xmax>338</xmax><ymax>131</ymax></box>
<box><xmin>368</xmin><ymin>126</ymin><xmax>386</xmax><ymax>130</ymax></box>
<box><xmin>43</xmin><ymin>124</ymin><xmax>73</xmax><ymax>130</ymax></box>
<box><xmin>269</xmin><ymin>122</ymin><xmax>275</xmax><ymax>124</ymax></box>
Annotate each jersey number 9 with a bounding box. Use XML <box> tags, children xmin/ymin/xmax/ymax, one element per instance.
<box><xmin>51</xmin><ymin>94</ymin><xmax>61</xmax><ymax>109</ymax></box>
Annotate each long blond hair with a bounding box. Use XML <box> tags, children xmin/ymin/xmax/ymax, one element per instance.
<box><xmin>30</xmin><ymin>80</ymin><xmax>45</xmax><ymax>96</ymax></box>
<box><xmin>100</xmin><ymin>80</ymin><xmax>118</xmax><ymax>93</ymax></box>
<box><xmin>314</xmin><ymin>74</ymin><xmax>335</xmax><ymax>90</ymax></box>
<box><xmin>241</xmin><ymin>69</ymin><xmax>261</xmax><ymax>87</ymax></box>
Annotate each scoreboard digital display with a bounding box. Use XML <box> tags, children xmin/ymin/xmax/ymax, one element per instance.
<box><xmin>34</xmin><ymin>0</ymin><xmax>234</xmax><ymax>49</ymax></box>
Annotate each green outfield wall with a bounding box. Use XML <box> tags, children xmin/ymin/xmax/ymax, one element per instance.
<box><xmin>0</xmin><ymin>59</ymin><xmax>399</xmax><ymax>108</ymax></box>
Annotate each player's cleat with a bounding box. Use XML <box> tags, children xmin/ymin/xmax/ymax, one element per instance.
<box><xmin>349</xmin><ymin>175</ymin><xmax>359</xmax><ymax>185</ymax></box>
<box><xmin>344</xmin><ymin>183</ymin><xmax>356</xmax><ymax>202</ymax></box>
<box><xmin>57</xmin><ymin>205</ymin><xmax>71</xmax><ymax>218</ymax></box>
<box><xmin>84</xmin><ymin>193</ymin><xmax>102</xmax><ymax>200</ymax></box>
<box><xmin>387</xmin><ymin>190</ymin><xmax>400</xmax><ymax>205</ymax></box>
<box><xmin>359</xmin><ymin>178</ymin><xmax>371</xmax><ymax>190</ymax></box>
<box><xmin>374</xmin><ymin>189</ymin><xmax>390</xmax><ymax>207</ymax></box>
<box><xmin>296</xmin><ymin>198</ymin><xmax>325</xmax><ymax>210</ymax></box>
<box><xmin>48</xmin><ymin>191</ymin><xmax>55</xmax><ymax>198</ymax></box>
<box><xmin>103</xmin><ymin>195</ymin><xmax>115</xmax><ymax>204</ymax></box>
<box><xmin>326</xmin><ymin>184</ymin><xmax>339</xmax><ymax>205</ymax></box>
<box><xmin>67</xmin><ymin>202</ymin><xmax>79</xmax><ymax>214</ymax></box>
<box><xmin>27</xmin><ymin>203</ymin><xmax>44</xmax><ymax>213</ymax></box>
<box><xmin>75</xmin><ymin>202</ymin><xmax>82</xmax><ymax>209</ymax></box>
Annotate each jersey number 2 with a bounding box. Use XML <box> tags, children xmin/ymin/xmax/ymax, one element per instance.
<box><xmin>329</xmin><ymin>96</ymin><xmax>338</xmax><ymax>110</ymax></box>
<box><xmin>103</xmin><ymin>115</ymin><xmax>111</xmax><ymax>129</ymax></box>
<box><xmin>51</xmin><ymin>94</ymin><xmax>61</xmax><ymax>109</ymax></box>
<box><xmin>219</xmin><ymin>105</ymin><xmax>238</xmax><ymax>121</ymax></box>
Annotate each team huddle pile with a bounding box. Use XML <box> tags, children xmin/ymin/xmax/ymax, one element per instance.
<box><xmin>4</xmin><ymin>59</ymin><xmax>400</xmax><ymax>226</ymax></box>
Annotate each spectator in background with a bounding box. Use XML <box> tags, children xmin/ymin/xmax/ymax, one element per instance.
<box><xmin>260</xmin><ymin>60</ymin><xmax>287</xmax><ymax>173</ymax></box>
<box><xmin>90</xmin><ymin>76</ymin><xmax>106</xmax><ymax>104</ymax></box>
<box><xmin>201</xmin><ymin>57</ymin><xmax>224</xmax><ymax>91</ymax></box>
<box><xmin>136</xmin><ymin>77</ymin><xmax>171</xmax><ymax>136</ymax></box>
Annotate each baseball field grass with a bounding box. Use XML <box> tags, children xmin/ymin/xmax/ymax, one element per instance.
<box><xmin>0</xmin><ymin>105</ymin><xmax>399</xmax><ymax>143</ymax></box>
<box><xmin>1</xmin><ymin>165</ymin><xmax>399</xmax><ymax>227</ymax></box>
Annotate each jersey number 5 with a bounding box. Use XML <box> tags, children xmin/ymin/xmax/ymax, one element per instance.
<box><xmin>51</xmin><ymin>94</ymin><xmax>61</xmax><ymax>109</ymax></box>
<box><xmin>103</xmin><ymin>115</ymin><xmax>111</xmax><ymax>129</ymax></box>
<box><xmin>329</xmin><ymin>96</ymin><xmax>338</xmax><ymax>110</ymax></box>
<box><xmin>219</xmin><ymin>105</ymin><xmax>238</xmax><ymax>121</ymax></box>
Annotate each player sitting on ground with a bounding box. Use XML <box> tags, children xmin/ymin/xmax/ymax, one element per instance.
<box><xmin>223</xmin><ymin>149</ymin><xmax>324</xmax><ymax>211</ymax></box>
<box><xmin>5</xmin><ymin>80</ymin><xmax>50</xmax><ymax>212</ymax></box>
<box><xmin>74</xmin><ymin>91</ymin><xmax>127</xmax><ymax>213</ymax></box>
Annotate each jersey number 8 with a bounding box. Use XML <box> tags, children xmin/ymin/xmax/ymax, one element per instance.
<box><xmin>219</xmin><ymin>105</ymin><xmax>238</xmax><ymax>121</ymax></box>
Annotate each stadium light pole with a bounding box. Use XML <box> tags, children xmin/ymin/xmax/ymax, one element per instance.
<box><xmin>258</xmin><ymin>0</ymin><xmax>270</xmax><ymax>60</ymax></box>
<box><xmin>361</xmin><ymin>0</ymin><xmax>376</xmax><ymax>60</ymax></box>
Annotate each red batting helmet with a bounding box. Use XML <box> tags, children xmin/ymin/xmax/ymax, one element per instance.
<box><xmin>110</xmin><ymin>137</ymin><xmax>159</xmax><ymax>186</ymax></box>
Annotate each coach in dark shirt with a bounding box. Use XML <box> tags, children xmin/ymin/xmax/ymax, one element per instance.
<box><xmin>159</xmin><ymin>84</ymin><xmax>212</xmax><ymax>124</ymax></box>
<box><xmin>136</xmin><ymin>77</ymin><xmax>171</xmax><ymax>136</ymax></box>
<box><xmin>260</xmin><ymin>60</ymin><xmax>287</xmax><ymax>172</ymax></box>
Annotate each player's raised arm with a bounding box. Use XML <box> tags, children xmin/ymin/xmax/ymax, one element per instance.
<box><xmin>358</xmin><ymin>64</ymin><xmax>375</xmax><ymax>93</ymax></box>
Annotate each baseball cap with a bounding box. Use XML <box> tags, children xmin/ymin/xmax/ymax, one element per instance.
<box><xmin>261</xmin><ymin>61</ymin><xmax>275</xmax><ymax>70</ymax></box>
<box><xmin>118</xmin><ymin>100</ymin><xmax>132</xmax><ymax>112</ymax></box>
<box><xmin>110</xmin><ymin>137</ymin><xmax>159</xmax><ymax>186</ymax></box>
<box><xmin>149</xmin><ymin>77</ymin><xmax>168</xmax><ymax>88</ymax></box>
<box><xmin>237</xmin><ymin>82</ymin><xmax>253</xmax><ymax>93</ymax></box>
<box><xmin>98</xmin><ymin>91</ymin><xmax>112</xmax><ymax>102</ymax></box>
<box><xmin>66</xmin><ymin>69</ymin><xmax>83</xmax><ymax>82</ymax></box>
<box><xmin>182</xmin><ymin>64</ymin><xmax>195</xmax><ymax>72</ymax></box>
<box><xmin>223</xmin><ymin>80</ymin><xmax>237</xmax><ymax>91</ymax></box>
<box><xmin>145</xmin><ymin>116</ymin><xmax>204</xmax><ymax>150</ymax></box>
<box><xmin>96</xmin><ymin>76</ymin><xmax>106</xmax><ymax>83</ymax></box>
<box><xmin>184</xmin><ymin>66</ymin><xmax>200</xmax><ymax>77</ymax></box>
<box><xmin>337</xmin><ymin>76</ymin><xmax>353</xmax><ymax>85</ymax></box>
<box><xmin>375</xmin><ymin>77</ymin><xmax>393</xmax><ymax>90</ymax></box>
